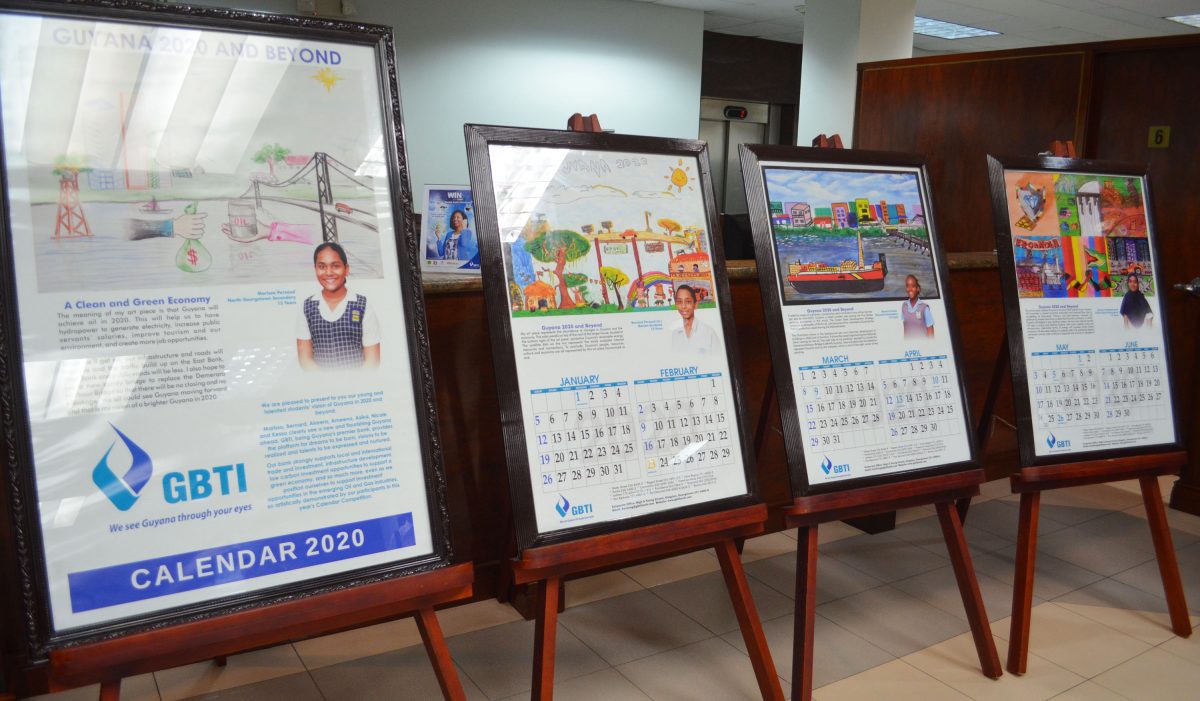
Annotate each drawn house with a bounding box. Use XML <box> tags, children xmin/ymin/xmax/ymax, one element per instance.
<box><xmin>669</xmin><ymin>251</ymin><xmax>713</xmax><ymax>302</ymax></box>
<box><xmin>813</xmin><ymin>207</ymin><xmax>833</xmax><ymax>229</ymax></box>
<box><xmin>854</xmin><ymin>198</ymin><xmax>872</xmax><ymax>225</ymax></box>
<box><xmin>523</xmin><ymin>280</ymin><xmax>556</xmax><ymax>311</ymax></box>
<box><xmin>789</xmin><ymin>202</ymin><xmax>813</xmax><ymax>227</ymax></box>
<box><xmin>831</xmin><ymin>202</ymin><xmax>851</xmax><ymax>228</ymax></box>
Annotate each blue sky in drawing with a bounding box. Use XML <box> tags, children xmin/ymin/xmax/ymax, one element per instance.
<box><xmin>763</xmin><ymin>167</ymin><xmax>922</xmax><ymax>207</ymax></box>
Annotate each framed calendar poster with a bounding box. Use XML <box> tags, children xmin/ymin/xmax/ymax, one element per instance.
<box><xmin>987</xmin><ymin>155</ymin><xmax>1181</xmax><ymax>466</ymax></box>
<box><xmin>740</xmin><ymin>145</ymin><xmax>976</xmax><ymax>496</ymax></box>
<box><xmin>0</xmin><ymin>0</ymin><xmax>452</xmax><ymax>657</ymax></box>
<box><xmin>464</xmin><ymin>125</ymin><xmax>758</xmax><ymax>550</ymax></box>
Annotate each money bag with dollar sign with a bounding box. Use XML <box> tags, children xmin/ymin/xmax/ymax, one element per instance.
<box><xmin>175</xmin><ymin>202</ymin><xmax>212</xmax><ymax>272</ymax></box>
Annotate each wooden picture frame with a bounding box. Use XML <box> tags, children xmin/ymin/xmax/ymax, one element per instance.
<box><xmin>0</xmin><ymin>0</ymin><xmax>452</xmax><ymax>660</ymax></box>
<box><xmin>740</xmin><ymin>145</ymin><xmax>978</xmax><ymax>496</ymax></box>
<box><xmin>464</xmin><ymin>125</ymin><xmax>759</xmax><ymax>551</ymax></box>
<box><xmin>986</xmin><ymin>154</ymin><xmax>1183</xmax><ymax>467</ymax></box>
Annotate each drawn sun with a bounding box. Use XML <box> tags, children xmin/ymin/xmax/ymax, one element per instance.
<box><xmin>664</xmin><ymin>159</ymin><xmax>694</xmax><ymax>193</ymax></box>
<box><xmin>312</xmin><ymin>67</ymin><xmax>344</xmax><ymax>93</ymax></box>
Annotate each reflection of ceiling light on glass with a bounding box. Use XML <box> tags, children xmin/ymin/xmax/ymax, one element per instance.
<box><xmin>1166</xmin><ymin>14</ymin><xmax>1200</xmax><ymax>28</ymax></box>
<box><xmin>913</xmin><ymin>17</ymin><xmax>1000</xmax><ymax>39</ymax></box>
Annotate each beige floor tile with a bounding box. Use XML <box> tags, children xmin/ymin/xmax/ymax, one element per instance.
<box><xmin>739</xmin><ymin>531</ymin><xmax>797</xmax><ymax>563</ymax></box>
<box><xmin>1003</xmin><ymin>482</ymin><xmax>1141</xmax><ymax>513</ymax></box>
<box><xmin>816</xmin><ymin>520</ymin><xmax>862</xmax><ymax>545</ymax></box>
<box><xmin>1055</xmin><ymin>601</ymin><xmax>1178</xmax><ymax>646</ymax></box>
<box><xmin>25</xmin><ymin>674</ymin><xmax>159</xmax><ymax>701</ymax></box>
<box><xmin>1124</xmin><ymin>501</ymin><xmax>1200</xmax><ymax>538</ymax></box>
<box><xmin>439</xmin><ymin>597</ymin><xmax>524</xmax><ymax>637</ymax></box>
<box><xmin>292</xmin><ymin>617</ymin><xmax>422</xmax><ymax>670</ymax></box>
<box><xmin>976</xmin><ymin>478</ymin><xmax>1013</xmax><ymax>502</ymax></box>
<box><xmin>1158</xmin><ymin>618</ymin><xmax>1200</xmax><ymax>665</ymax></box>
<box><xmin>1092</xmin><ymin>647</ymin><xmax>1200</xmax><ymax>700</ymax></box>
<box><xmin>1049</xmin><ymin>680</ymin><xmax>1131</xmax><ymax>700</ymax></box>
<box><xmin>903</xmin><ymin>631</ymin><xmax>1083</xmax><ymax>701</ymax></box>
<box><xmin>154</xmin><ymin>644</ymin><xmax>304</xmax><ymax>701</ymax></box>
<box><xmin>565</xmin><ymin>570</ymin><xmax>644</xmax><ymax>608</ymax></box>
<box><xmin>1110</xmin><ymin>474</ymin><xmax>1175</xmax><ymax>500</ymax></box>
<box><xmin>616</xmin><ymin>637</ymin><xmax>777</xmax><ymax>701</ymax></box>
<box><xmin>896</xmin><ymin>505</ymin><xmax>937</xmax><ymax>525</ymax></box>
<box><xmin>1022</xmin><ymin>603</ymin><xmax>1152</xmax><ymax>678</ymax></box>
<box><xmin>813</xmin><ymin>658</ymin><xmax>969</xmax><ymax>701</ymax></box>
<box><xmin>622</xmin><ymin>550</ymin><xmax>719</xmax><ymax>588</ymax></box>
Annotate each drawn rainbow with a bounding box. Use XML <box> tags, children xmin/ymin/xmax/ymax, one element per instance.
<box><xmin>628</xmin><ymin>271</ymin><xmax>673</xmax><ymax>304</ymax></box>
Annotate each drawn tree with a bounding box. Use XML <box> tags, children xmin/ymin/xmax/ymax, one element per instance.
<box><xmin>600</xmin><ymin>266</ymin><xmax>630</xmax><ymax>311</ymax></box>
<box><xmin>508</xmin><ymin>280</ymin><xmax>524</xmax><ymax>309</ymax></box>
<box><xmin>526</xmin><ymin>229</ymin><xmax>591</xmax><ymax>308</ymax></box>
<box><xmin>565</xmin><ymin>272</ymin><xmax>592</xmax><ymax>305</ymax></box>
<box><xmin>253</xmin><ymin>143</ymin><xmax>291</xmax><ymax>182</ymax></box>
<box><xmin>658</xmin><ymin>217</ymin><xmax>681</xmax><ymax>256</ymax></box>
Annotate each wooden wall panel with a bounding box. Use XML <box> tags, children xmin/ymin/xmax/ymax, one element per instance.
<box><xmin>856</xmin><ymin>52</ymin><xmax>1085</xmax><ymax>252</ymax></box>
<box><xmin>701</xmin><ymin>31</ymin><xmax>802</xmax><ymax>105</ymax></box>
<box><xmin>1088</xmin><ymin>45</ymin><xmax>1200</xmax><ymax>511</ymax></box>
<box><xmin>855</xmin><ymin>35</ymin><xmax>1200</xmax><ymax>511</ymax></box>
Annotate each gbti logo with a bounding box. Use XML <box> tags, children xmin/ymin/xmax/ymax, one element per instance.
<box><xmin>92</xmin><ymin>425</ymin><xmax>154</xmax><ymax>511</ymax></box>
<box><xmin>555</xmin><ymin>495</ymin><xmax>570</xmax><ymax>518</ymax></box>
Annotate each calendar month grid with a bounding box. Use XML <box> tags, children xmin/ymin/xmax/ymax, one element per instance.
<box><xmin>1028</xmin><ymin>346</ymin><xmax>1168</xmax><ymax>430</ymax></box>
<box><xmin>796</xmin><ymin>355</ymin><xmax>964</xmax><ymax>456</ymax></box>
<box><xmin>529</xmin><ymin>373</ymin><xmax>737</xmax><ymax>492</ymax></box>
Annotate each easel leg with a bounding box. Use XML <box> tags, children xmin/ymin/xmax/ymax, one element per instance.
<box><xmin>976</xmin><ymin>332</ymin><xmax>1010</xmax><ymax>450</ymax></box>
<box><xmin>714</xmin><ymin>540</ymin><xmax>785</xmax><ymax>701</ymax></box>
<box><xmin>532</xmin><ymin>576</ymin><xmax>561</xmax><ymax>701</ymax></box>
<box><xmin>936</xmin><ymin>502</ymin><xmax>1002</xmax><ymax>678</ymax></box>
<box><xmin>1007</xmin><ymin>491</ymin><xmax>1040</xmax><ymax>674</ymax></box>
<box><xmin>98</xmin><ymin>680</ymin><xmax>120</xmax><ymax>701</ymax></box>
<box><xmin>415</xmin><ymin>608</ymin><xmax>467</xmax><ymax>701</ymax></box>
<box><xmin>1139</xmin><ymin>476</ymin><xmax>1193</xmax><ymax>637</ymax></box>
<box><xmin>753</xmin><ymin>370</ymin><xmax>776</xmax><ymax>457</ymax></box>
<box><xmin>792</xmin><ymin>526</ymin><xmax>818</xmax><ymax>701</ymax></box>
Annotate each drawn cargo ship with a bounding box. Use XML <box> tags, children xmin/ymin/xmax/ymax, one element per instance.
<box><xmin>128</xmin><ymin>197</ymin><xmax>175</xmax><ymax>240</ymax></box>
<box><xmin>787</xmin><ymin>227</ymin><xmax>887</xmax><ymax>293</ymax></box>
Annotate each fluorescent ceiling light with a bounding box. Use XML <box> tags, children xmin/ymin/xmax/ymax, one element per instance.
<box><xmin>913</xmin><ymin>16</ymin><xmax>1000</xmax><ymax>39</ymax></box>
<box><xmin>1165</xmin><ymin>14</ymin><xmax>1200</xmax><ymax>28</ymax></box>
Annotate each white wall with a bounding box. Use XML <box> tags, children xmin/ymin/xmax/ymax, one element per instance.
<box><xmin>193</xmin><ymin>0</ymin><xmax>704</xmax><ymax>199</ymax></box>
<box><xmin>796</xmin><ymin>0</ymin><xmax>861</xmax><ymax>146</ymax></box>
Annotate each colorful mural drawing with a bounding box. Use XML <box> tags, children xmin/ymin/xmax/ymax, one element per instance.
<box><xmin>506</xmin><ymin>210</ymin><xmax>715</xmax><ymax>317</ymax></box>
<box><xmin>17</xmin><ymin>21</ymin><xmax>387</xmax><ymax>293</ymax></box>
<box><xmin>492</xmin><ymin>148</ymin><xmax>719</xmax><ymax>318</ymax></box>
<box><xmin>1004</xmin><ymin>171</ymin><xmax>1152</xmax><ymax>300</ymax></box>
<box><xmin>761</xmin><ymin>166</ymin><xmax>937</xmax><ymax>304</ymax></box>
<box><xmin>1013</xmin><ymin>236</ymin><xmax>1067</xmax><ymax>298</ymax></box>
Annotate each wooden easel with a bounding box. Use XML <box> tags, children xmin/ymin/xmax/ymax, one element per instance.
<box><xmin>785</xmin><ymin>474</ymin><xmax>1002</xmax><ymax>700</ymax></box>
<box><xmin>504</xmin><ymin>113</ymin><xmax>783</xmax><ymax>701</ymax></box>
<box><xmin>512</xmin><ymin>505</ymin><xmax>783</xmax><ymax>701</ymax></box>
<box><xmin>1006</xmin><ymin>453</ymin><xmax>1192</xmax><ymax>673</ymax></box>
<box><xmin>976</xmin><ymin>140</ymin><xmax>1192</xmax><ymax>672</ymax></box>
<box><xmin>769</xmin><ymin>134</ymin><xmax>1002</xmax><ymax>701</ymax></box>
<box><xmin>972</xmin><ymin>139</ymin><xmax>1076</xmax><ymax>462</ymax></box>
<box><xmin>47</xmin><ymin>563</ymin><xmax>474</xmax><ymax>701</ymax></box>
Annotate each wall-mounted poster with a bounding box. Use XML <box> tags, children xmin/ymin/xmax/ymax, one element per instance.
<box><xmin>740</xmin><ymin>146</ymin><xmax>975</xmax><ymax>495</ymax></box>
<box><xmin>987</xmin><ymin>156</ymin><xmax>1180</xmax><ymax>465</ymax></box>
<box><xmin>464</xmin><ymin>126</ymin><xmax>757</xmax><ymax>549</ymax></box>
<box><xmin>0</xmin><ymin>1</ymin><xmax>449</xmax><ymax>654</ymax></box>
<box><xmin>420</xmin><ymin>185</ymin><xmax>480</xmax><ymax>274</ymax></box>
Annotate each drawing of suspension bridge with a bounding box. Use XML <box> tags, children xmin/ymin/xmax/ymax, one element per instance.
<box><xmin>238</xmin><ymin>151</ymin><xmax>377</xmax><ymax>243</ymax></box>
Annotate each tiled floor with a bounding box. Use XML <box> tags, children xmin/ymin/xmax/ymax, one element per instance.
<box><xmin>28</xmin><ymin>476</ymin><xmax>1200</xmax><ymax>700</ymax></box>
